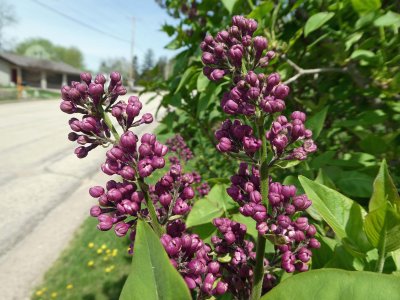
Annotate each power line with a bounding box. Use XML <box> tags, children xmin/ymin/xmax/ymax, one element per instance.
<box><xmin>31</xmin><ymin>0</ymin><xmax>130</xmax><ymax>44</ymax></box>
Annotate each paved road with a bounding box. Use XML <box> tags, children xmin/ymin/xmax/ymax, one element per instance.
<box><xmin>0</xmin><ymin>93</ymin><xmax>164</xmax><ymax>300</ymax></box>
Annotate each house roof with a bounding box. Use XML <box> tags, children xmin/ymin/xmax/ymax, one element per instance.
<box><xmin>0</xmin><ymin>52</ymin><xmax>82</xmax><ymax>75</ymax></box>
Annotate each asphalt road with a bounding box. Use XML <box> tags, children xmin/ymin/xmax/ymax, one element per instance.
<box><xmin>0</xmin><ymin>93</ymin><xmax>164</xmax><ymax>299</ymax></box>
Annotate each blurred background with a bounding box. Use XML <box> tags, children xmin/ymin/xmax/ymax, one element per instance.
<box><xmin>0</xmin><ymin>0</ymin><xmax>399</xmax><ymax>299</ymax></box>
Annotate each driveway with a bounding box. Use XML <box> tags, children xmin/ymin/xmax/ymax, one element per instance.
<box><xmin>0</xmin><ymin>93</ymin><xmax>165</xmax><ymax>300</ymax></box>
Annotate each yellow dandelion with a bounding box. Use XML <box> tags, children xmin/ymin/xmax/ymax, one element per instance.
<box><xmin>101</xmin><ymin>244</ymin><xmax>107</xmax><ymax>250</ymax></box>
<box><xmin>103</xmin><ymin>256</ymin><xmax>109</xmax><ymax>261</ymax></box>
<box><xmin>106</xmin><ymin>249</ymin><xmax>111</xmax><ymax>254</ymax></box>
<box><xmin>87</xmin><ymin>260</ymin><xmax>94</xmax><ymax>267</ymax></box>
<box><xmin>35</xmin><ymin>290</ymin><xmax>44</xmax><ymax>296</ymax></box>
<box><xmin>97</xmin><ymin>248</ymin><xmax>103</xmax><ymax>254</ymax></box>
<box><xmin>104</xmin><ymin>267</ymin><xmax>111</xmax><ymax>273</ymax></box>
<box><xmin>88</xmin><ymin>242</ymin><xmax>94</xmax><ymax>248</ymax></box>
<box><xmin>51</xmin><ymin>292</ymin><xmax>58</xmax><ymax>298</ymax></box>
<box><xmin>66</xmin><ymin>284</ymin><xmax>73</xmax><ymax>290</ymax></box>
<box><xmin>112</xmin><ymin>249</ymin><xmax>118</xmax><ymax>257</ymax></box>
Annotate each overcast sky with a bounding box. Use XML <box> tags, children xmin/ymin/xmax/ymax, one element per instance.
<box><xmin>3</xmin><ymin>0</ymin><xmax>178</xmax><ymax>71</ymax></box>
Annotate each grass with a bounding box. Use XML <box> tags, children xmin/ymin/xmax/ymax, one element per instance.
<box><xmin>32</xmin><ymin>217</ymin><xmax>132</xmax><ymax>300</ymax></box>
<box><xmin>0</xmin><ymin>86</ymin><xmax>59</xmax><ymax>101</ymax></box>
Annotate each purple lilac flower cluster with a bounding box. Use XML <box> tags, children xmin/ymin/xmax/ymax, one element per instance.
<box><xmin>211</xmin><ymin>218</ymin><xmax>256</xmax><ymax>298</ymax></box>
<box><xmin>88</xmin><ymin>180</ymin><xmax>142</xmax><ymax>238</ymax></box>
<box><xmin>151</xmin><ymin>164</ymin><xmax>195</xmax><ymax>219</ymax></box>
<box><xmin>266</xmin><ymin>112</ymin><xmax>317</xmax><ymax>161</ymax></box>
<box><xmin>226</xmin><ymin>163</ymin><xmax>320</xmax><ymax>272</ymax></box>
<box><xmin>61</xmin><ymin>73</ymin><xmax>127</xmax><ymax>158</ymax></box>
<box><xmin>200</xmin><ymin>16</ymin><xmax>274</xmax><ymax>81</ymax></box>
<box><xmin>215</xmin><ymin>119</ymin><xmax>261</xmax><ymax>156</ymax></box>
<box><xmin>201</xmin><ymin>15</ymin><xmax>320</xmax><ymax>297</ymax></box>
<box><xmin>161</xmin><ymin>233</ymin><xmax>228</xmax><ymax>297</ymax></box>
<box><xmin>220</xmin><ymin>71</ymin><xmax>288</xmax><ymax>116</ymax></box>
<box><xmin>166</xmin><ymin>134</ymin><xmax>194</xmax><ymax>162</ymax></box>
<box><xmin>103</xmin><ymin>132</ymin><xmax>168</xmax><ymax>179</ymax></box>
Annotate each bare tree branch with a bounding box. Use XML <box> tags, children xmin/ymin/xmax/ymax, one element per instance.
<box><xmin>282</xmin><ymin>55</ymin><xmax>347</xmax><ymax>85</ymax></box>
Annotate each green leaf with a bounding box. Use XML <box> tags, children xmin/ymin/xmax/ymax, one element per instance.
<box><xmin>305</xmin><ymin>106</ymin><xmax>329</xmax><ymax>139</ymax></box>
<box><xmin>374</xmin><ymin>11</ymin><xmax>400</xmax><ymax>27</ymax></box>
<box><xmin>274</xmin><ymin>160</ymin><xmax>301</xmax><ymax>169</ymax></box>
<box><xmin>345</xmin><ymin>32</ymin><xmax>363</xmax><ymax>51</ymax></box>
<box><xmin>351</xmin><ymin>0</ymin><xmax>381</xmax><ymax>14</ymax></box>
<box><xmin>369</xmin><ymin>160</ymin><xmax>400</xmax><ymax>212</ymax></box>
<box><xmin>186</xmin><ymin>198</ymin><xmax>224</xmax><ymax>228</ymax></box>
<box><xmin>299</xmin><ymin>176</ymin><xmax>370</xmax><ymax>253</ymax></box>
<box><xmin>175</xmin><ymin>66</ymin><xmax>198</xmax><ymax>94</ymax></box>
<box><xmin>120</xmin><ymin>220</ymin><xmax>191</xmax><ymax>300</ymax></box>
<box><xmin>359</xmin><ymin>135</ymin><xmax>389</xmax><ymax>155</ymax></box>
<box><xmin>207</xmin><ymin>183</ymin><xmax>238</xmax><ymax>211</ymax></box>
<box><xmin>196</xmin><ymin>72</ymin><xmax>209</xmax><ymax>92</ymax></box>
<box><xmin>261</xmin><ymin>269</ymin><xmax>400</xmax><ymax>300</ymax></box>
<box><xmin>304</xmin><ymin>12</ymin><xmax>335</xmax><ymax>37</ymax></box>
<box><xmin>315</xmin><ymin>168</ymin><xmax>336</xmax><ymax>189</ymax></box>
<box><xmin>248</xmin><ymin>1</ymin><xmax>274</xmax><ymax>20</ymax></box>
<box><xmin>232</xmin><ymin>213</ymin><xmax>258</xmax><ymax>240</ymax></box>
<box><xmin>364</xmin><ymin>160</ymin><xmax>400</xmax><ymax>252</ymax></box>
<box><xmin>336</xmin><ymin>171</ymin><xmax>374</xmax><ymax>198</ymax></box>
<box><xmin>350</xmin><ymin>49</ymin><xmax>376</xmax><ymax>61</ymax></box>
<box><xmin>364</xmin><ymin>206</ymin><xmax>400</xmax><ymax>252</ymax></box>
<box><xmin>221</xmin><ymin>0</ymin><xmax>238</xmax><ymax>14</ymax></box>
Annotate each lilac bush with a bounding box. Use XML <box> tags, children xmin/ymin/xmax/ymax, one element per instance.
<box><xmin>60</xmin><ymin>15</ymin><xmax>319</xmax><ymax>300</ymax></box>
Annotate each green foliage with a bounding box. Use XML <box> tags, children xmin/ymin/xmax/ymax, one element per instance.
<box><xmin>120</xmin><ymin>220</ymin><xmax>191</xmax><ymax>300</ymax></box>
<box><xmin>261</xmin><ymin>269</ymin><xmax>400</xmax><ymax>300</ymax></box>
<box><xmin>15</xmin><ymin>38</ymin><xmax>85</xmax><ymax>69</ymax></box>
<box><xmin>304</xmin><ymin>12</ymin><xmax>335</xmax><ymax>37</ymax></box>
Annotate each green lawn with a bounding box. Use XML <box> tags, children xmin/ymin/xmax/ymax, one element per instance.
<box><xmin>32</xmin><ymin>217</ymin><xmax>132</xmax><ymax>300</ymax></box>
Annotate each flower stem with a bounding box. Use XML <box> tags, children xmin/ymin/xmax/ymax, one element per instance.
<box><xmin>138</xmin><ymin>178</ymin><xmax>164</xmax><ymax>237</ymax></box>
<box><xmin>97</xmin><ymin>104</ymin><xmax>120</xmax><ymax>142</ymax></box>
<box><xmin>375</xmin><ymin>222</ymin><xmax>387</xmax><ymax>273</ymax></box>
<box><xmin>251</xmin><ymin>116</ymin><xmax>269</xmax><ymax>300</ymax></box>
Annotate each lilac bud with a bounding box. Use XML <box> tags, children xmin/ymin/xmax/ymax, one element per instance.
<box><xmin>307</xmin><ymin>224</ymin><xmax>317</xmax><ymax>236</ymax></box>
<box><xmin>277</xmin><ymin>215</ymin><xmax>291</xmax><ymax>229</ymax></box>
<box><xmin>120</xmin><ymin>131</ymin><xmax>137</xmax><ymax>151</ymax></box>
<box><xmin>68</xmin><ymin>132</ymin><xmax>78</xmax><ymax>141</ymax></box>
<box><xmin>210</xmin><ymin>69</ymin><xmax>225</xmax><ymax>81</ymax></box>
<box><xmin>297</xmin><ymin>247</ymin><xmax>312</xmax><ymax>263</ymax></box>
<box><xmin>202</xmin><ymin>52</ymin><xmax>215</xmax><ymax>64</ymax></box>
<box><xmin>153</xmin><ymin>142</ymin><xmax>168</xmax><ymax>156</ymax></box>
<box><xmin>295</xmin><ymin>217</ymin><xmax>309</xmax><ymax>231</ymax></box>
<box><xmin>282</xmin><ymin>185</ymin><xmax>296</xmax><ymax>198</ymax></box>
<box><xmin>159</xmin><ymin>193</ymin><xmax>172</xmax><ymax>207</ymax></box>
<box><xmin>95</xmin><ymin>74</ymin><xmax>106</xmax><ymax>85</ymax></box>
<box><xmin>182</xmin><ymin>186</ymin><xmax>195</xmax><ymax>200</ymax></box>
<box><xmin>114</xmin><ymin>222</ymin><xmax>130</xmax><ymax>237</ymax></box>
<box><xmin>245</xmin><ymin>71</ymin><xmax>259</xmax><ymax>86</ymax></box>
<box><xmin>249</xmin><ymin>190</ymin><xmax>262</xmax><ymax>203</ymax></box>
<box><xmin>90</xmin><ymin>205</ymin><xmax>102</xmax><ymax>217</ymax></box>
<box><xmin>165</xmin><ymin>237</ymin><xmax>182</xmax><ymax>256</ymax></box>
<box><xmin>119</xmin><ymin>165</ymin><xmax>135</xmax><ymax>180</ymax></box>
<box><xmin>89</xmin><ymin>186</ymin><xmax>105</xmax><ymax>198</ymax></box>
<box><xmin>60</xmin><ymin>101</ymin><xmax>75</xmax><ymax>114</ymax></box>
<box><xmin>228</xmin><ymin>45</ymin><xmax>243</xmax><ymax>66</ymax></box>
<box><xmin>141</xmin><ymin>113</ymin><xmax>153</xmax><ymax>124</ymax></box>
<box><xmin>253</xmin><ymin>36</ymin><xmax>268</xmax><ymax>53</ymax></box>
<box><xmin>74</xmin><ymin>146</ymin><xmax>88</xmax><ymax>158</ymax></box>
<box><xmin>141</xmin><ymin>133</ymin><xmax>156</xmax><ymax>145</ymax></box>
<box><xmin>88</xmin><ymin>83</ymin><xmax>104</xmax><ymax>97</ymax></box>
<box><xmin>304</xmin><ymin>139</ymin><xmax>317</xmax><ymax>153</ymax></box>
<box><xmin>256</xmin><ymin>222</ymin><xmax>268</xmax><ymax>235</ymax></box>
<box><xmin>80</xmin><ymin>72</ymin><xmax>92</xmax><ymax>84</ymax></box>
<box><xmin>110</xmin><ymin>71</ymin><xmax>121</xmax><ymax>83</ymax></box>
<box><xmin>295</xmin><ymin>262</ymin><xmax>309</xmax><ymax>272</ymax></box>
<box><xmin>214</xmin><ymin>281</ymin><xmax>228</xmax><ymax>295</ymax></box>
<box><xmin>309</xmin><ymin>238</ymin><xmax>321</xmax><ymax>249</ymax></box>
<box><xmin>267</xmin><ymin>73</ymin><xmax>280</xmax><ymax>87</ymax></box>
<box><xmin>139</xmin><ymin>143</ymin><xmax>153</xmax><ymax>157</ymax></box>
<box><xmin>291</xmin><ymin>111</ymin><xmax>306</xmax><ymax>122</ymax></box>
<box><xmin>184</xmin><ymin>276</ymin><xmax>197</xmax><ymax>289</ymax></box>
<box><xmin>222</xmin><ymin>99</ymin><xmax>238</xmax><ymax>114</ymax></box>
<box><xmin>207</xmin><ymin>261</ymin><xmax>220</xmax><ymax>274</ymax></box>
<box><xmin>216</xmin><ymin>137</ymin><xmax>232</xmax><ymax>152</ymax></box>
<box><xmin>97</xmin><ymin>214</ymin><xmax>113</xmax><ymax>231</ymax></box>
<box><xmin>273</xmin><ymin>84</ymin><xmax>290</xmax><ymax>99</ymax></box>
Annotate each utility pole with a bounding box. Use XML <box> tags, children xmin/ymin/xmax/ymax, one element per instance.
<box><xmin>130</xmin><ymin>16</ymin><xmax>135</xmax><ymax>89</ymax></box>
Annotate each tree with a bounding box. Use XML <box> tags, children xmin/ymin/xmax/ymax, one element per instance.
<box><xmin>15</xmin><ymin>38</ymin><xmax>85</xmax><ymax>69</ymax></box>
<box><xmin>141</xmin><ymin>49</ymin><xmax>155</xmax><ymax>74</ymax></box>
<box><xmin>0</xmin><ymin>0</ymin><xmax>17</xmax><ymax>50</ymax></box>
<box><xmin>99</xmin><ymin>57</ymin><xmax>131</xmax><ymax>84</ymax></box>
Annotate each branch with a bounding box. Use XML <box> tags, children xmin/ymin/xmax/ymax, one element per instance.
<box><xmin>282</xmin><ymin>55</ymin><xmax>348</xmax><ymax>85</ymax></box>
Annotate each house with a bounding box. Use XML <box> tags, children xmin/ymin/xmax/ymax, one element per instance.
<box><xmin>0</xmin><ymin>52</ymin><xmax>81</xmax><ymax>89</ymax></box>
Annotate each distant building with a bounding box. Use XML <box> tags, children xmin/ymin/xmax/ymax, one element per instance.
<box><xmin>0</xmin><ymin>52</ymin><xmax>81</xmax><ymax>89</ymax></box>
